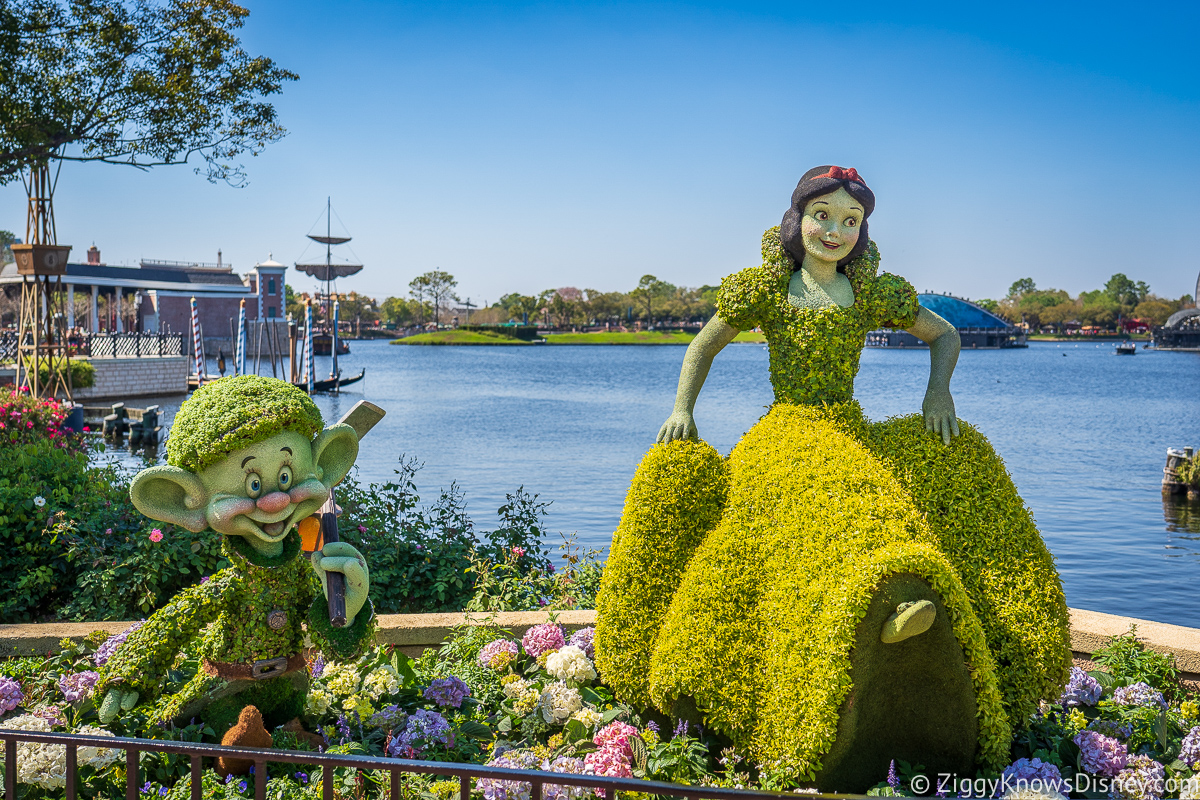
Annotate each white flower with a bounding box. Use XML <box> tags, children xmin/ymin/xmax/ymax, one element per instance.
<box><xmin>1181</xmin><ymin>777</ymin><xmax>1200</xmax><ymax>800</ymax></box>
<box><xmin>545</xmin><ymin>646</ymin><xmax>596</xmax><ymax>683</ymax></box>
<box><xmin>323</xmin><ymin>664</ymin><xmax>360</xmax><ymax>696</ymax></box>
<box><xmin>1001</xmin><ymin>789</ymin><xmax>1067</xmax><ymax>800</ymax></box>
<box><xmin>539</xmin><ymin>682</ymin><xmax>582</xmax><ymax>725</ymax></box>
<box><xmin>75</xmin><ymin>726</ymin><xmax>118</xmax><ymax>769</ymax></box>
<box><xmin>33</xmin><ymin>496</ymin><xmax>46</xmax><ymax>508</ymax></box>
<box><xmin>305</xmin><ymin>688</ymin><xmax>332</xmax><ymax>716</ymax></box>
<box><xmin>569</xmin><ymin>707</ymin><xmax>603</xmax><ymax>729</ymax></box>
<box><xmin>362</xmin><ymin>666</ymin><xmax>400</xmax><ymax>700</ymax></box>
<box><xmin>503</xmin><ymin>677</ymin><xmax>532</xmax><ymax>700</ymax></box>
<box><xmin>0</xmin><ymin>715</ymin><xmax>115</xmax><ymax>788</ymax></box>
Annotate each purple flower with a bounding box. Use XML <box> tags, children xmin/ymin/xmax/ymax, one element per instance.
<box><xmin>369</xmin><ymin>705</ymin><xmax>407</xmax><ymax>730</ymax></box>
<box><xmin>1181</xmin><ymin>726</ymin><xmax>1200</xmax><ymax>770</ymax></box>
<box><xmin>238</xmin><ymin>781</ymin><xmax>247</xmax><ymax>792</ymax></box>
<box><xmin>1089</xmin><ymin>718</ymin><xmax>1134</xmax><ymax>740</ymax></box>
<box><xmin>568</xmin><ymin>627</ymin><xmax>595</xmax><ymax>659</ymax></box>
<box><xmin>93</xmin><ymin>621</ymin><xmax>145</xmax><ymax>667</ymax></box>
<box><xmin>672</xmin><ymin>719</ymin><xmax>689</xmax><ymax>739</ymax></box>
<box><xmin>32</xmin><ymin>704</ymin><xmax>65</xmax><ymax>727</ymax></box>
<box><xmin>522</xmin><ymin>623</ymin><xmax>564</xmax><ymax>658</ymax></box>
<box><xmin>1074</xmin><ymin>730</ymin><xmax>1129</xmax><ymax>778</ymax></box>
<box><xmin>478</xmin><ymin>639</ymin><xmax>520</xmax><ymax>670</ymax></box>
<box><xmin>1059</xmin><ymin>666</ymin><xmax>1102</xmax><ymax>707</ymax></box>
<box><xmin>424</xmin><ymin>676</ymin><xmax>470</xmax><ymax>709</ymax></box>
<box><xmin>886</xmin><ymin>760</ymin><xmax>898</xmax><ymax>789</ymax></box>
<box><xmin>479</xmin><ymin>750</ymin><xmax>540</xmax><ymax>800</ymax></box>
<box><xmin>999</xmin><ymin>757</ymin><xmax>1069</xmax><ymax>796</ymax></box>
<box><xmin>1112</xmin><ymin>682</ymin><xmax>1167</xmax><ymax>710</ymax></box>
<box><xmin>58</xmin><ymin>670</ymin><xmax>100</xmax><ymax>702</ymax></box>
<box><xmin>295</xmin><ymin>773</ymin><xmax>308</xmax><ymax>785</ymax></box>
<box><xmin>389</xmin><ymin>709</ymin><xmax>453</xmax><ymax>757</ymax></box>
<box><xmin>310</xmin><ymin>653</ymin><xmax>325</xmax><ymax>679</ymax></box>
<box><xmin>1112</xmin><ymin>754</ymin><xmax>1165</xmax><ymax>800</ymax></box>
<box><xmin>645</xmin><ymin>720</ymin><xmax>659</xmax><ymax>734</ymax></box>
<box><xmin>141</xmin><ymin>781</ymin><xmax>152</xmax><ymax>794</ymax></box>
<box><xmin>0</xmin><ymin>676</ymin><xmax>24</xmax><ymax>713</ymax></box>
<box><xmin>335</xmin><ymin>714</ymin><xmax>352</xmax><ymax>743</ymax></box>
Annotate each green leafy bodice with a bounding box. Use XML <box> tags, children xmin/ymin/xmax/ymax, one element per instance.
<box><xmin>716</xmin><ymin>228</ymin><xmax>920</xmax><ymax>406</ymax></box>
<box><xmin>196</xmin><ymin>533</ymin><xmax>315</xmax><ymax>663</ymax></box>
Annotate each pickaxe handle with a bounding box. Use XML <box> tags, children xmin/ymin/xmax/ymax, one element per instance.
<box><xmin>319</xmin><ymin>400</ymin><xmax>385</xmax><ymax>628</ymax></box>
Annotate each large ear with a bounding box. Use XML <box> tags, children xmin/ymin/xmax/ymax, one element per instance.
<box><xmin>129</xmin><ymin>465</ymin><xmax>210</xmax><ymax>532</ymax></box>
<box><xmin>312</xmin><ymin>423</ymin><xmax>359</xmax><ymax>488</ymax></box>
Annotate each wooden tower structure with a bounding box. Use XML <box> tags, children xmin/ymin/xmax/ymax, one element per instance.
<box><xmin>10</xmin><ymin>162</ymin><xmax>73</xmax><ymax>399</ymax></box>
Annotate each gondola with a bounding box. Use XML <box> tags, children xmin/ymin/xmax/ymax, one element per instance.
<box><xmin>301</xmin><ymin>368</ymin><xmax>365</xmax><ymax>393</ymax></box>
<box><xmin>188</xmin><ymin>368</ymin><xmax>365</xmax><ymax>393</ymax></box>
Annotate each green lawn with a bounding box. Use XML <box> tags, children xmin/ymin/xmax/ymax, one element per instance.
<box><xmin>392</xmin><ymin>329</ymin><xmax>768</xmax><ymax>345</ymax></box>
<box><xmin>543</xmin><ymin>331</ymin><xmax>695</xmax><ymax>344</ymax></box>
<box><xmin>391</xmin><ymin>330</ymin><xmax>531</xmax><ymax>345</ymax></box>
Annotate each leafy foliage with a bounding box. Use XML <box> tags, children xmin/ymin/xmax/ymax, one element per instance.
<box><xmin>1092</xmin><ymin>627</ymin><xmax>1183</xmax><ymax>702</ymax></box>
<box><xmin>0</xmin><ymin>0</ymin><xmax>297</xmax><ymax>185</ymax></box>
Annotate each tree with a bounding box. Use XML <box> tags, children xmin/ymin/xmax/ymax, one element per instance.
<box><xmin>498</xmin><ymin>293</ymin><xmax>540</xmax><ymax>324</ymax></box>
<box><xmin>1006</xmin><ymin>278</ymin><xmax>1036</xmax><ymax>300</ymax></box>
<box><xmin>629</xmin><ymin>274</ymin><xmax>674</xmax><ymax>326</ymax></box>
<box><xmin>1103</xmin><ymin>274</ymin><xmax>1150</xmax><ymax>312</ymax></box>
<box><xmin>337</xmin><ymin>291</ymin><xmax>378</xmax><ymax>336</ymax></box>
<box><xmin>0</xmin><ymin>0</ymin><xmax>297</xmax><ymax>186</ymax></box>
<box><xmin>380</xmin><ymin>296</ymin><xmax>422</xmax><ymax>329</ymax></box>
<box><xmin>0</xmin><ymin>229</ymin><xmax>16</xmax><ymax>265</ymax></box>
<box><xmin>409</xmin><ymin>270</ymin><xmax>459</xmax><ymax>327</ymax></box>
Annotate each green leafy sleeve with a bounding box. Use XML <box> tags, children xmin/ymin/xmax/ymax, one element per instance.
<box><xmin>305</xmin><ymin>564</ymin><xmax>376</xmax><ymax>661</ymax></box>
<box><xmin>869</xmin><ymin>272</ymin><xmax>921</xmax><ymax>330</ymax></box>
<box><xmin>96</xmin><ymin>570</ymin><xmax>230</xmax><ymax>697</ymax></box>
<box><xmin>717</xmin><ymin>266</ymin><xmax>775</xmax><ymax>331</ymax></box>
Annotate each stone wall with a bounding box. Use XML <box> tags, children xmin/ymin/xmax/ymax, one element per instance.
<box><xmin>73</xmin><ymin>356</ymin><xmax>188</xmax><ymax>400</ymax></box>
<box><xmin>2</xmin><ymin>608</ymin><xmax>1197</xmax><ymax>685</ymax></box>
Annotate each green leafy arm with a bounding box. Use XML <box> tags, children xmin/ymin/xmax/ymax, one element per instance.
<box><xmin>906</xmin><ymin>306</ymin><xmax>961</xmax><ymax>444</ymax></box>
<box><xmin>657</xmin><ymin>316</ymin><xmax>740</xmax><ymax>443</ymax></box>
<box><xmin>96</xmin><ymin>570</ymin><xmax>230</xmax><ymax>698</ymax></box>
<box><xmin>304</xmin><ymin>560</ymin><xmax>376</xmax><ymax>661</ymax></box>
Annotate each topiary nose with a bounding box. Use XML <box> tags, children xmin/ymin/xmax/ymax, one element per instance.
<box><xmin>256</xmin><ymin>491</ymin><xmax>291</xmax><ymax>514</ymax></box>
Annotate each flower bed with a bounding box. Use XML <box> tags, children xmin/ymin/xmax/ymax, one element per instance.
<box><xmin>2</xmin><ymin>621</ymin><xmax>1200</xmax><ymax>799</ymax></box>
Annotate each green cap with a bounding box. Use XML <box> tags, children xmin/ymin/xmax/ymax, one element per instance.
<box><xmin>166</xmin><ymin>375</ymin><xmax>324</xmax><ymax>472</ymax></box>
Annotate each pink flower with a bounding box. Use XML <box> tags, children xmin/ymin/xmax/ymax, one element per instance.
<box><xmin>521</xmin><ymin>623</ymin><xmax>565</xmax><ymax>658</ymax></box>
<box><xmin>149</xmin><ymin>529</ymin><xmax>163</xmax><ymax>542</ymax></box>
<box><xmin>511</xmin><ymin>546</ymin><xmax>526</xmax><ymax>558</ymax></box>
<box><xmin>593</xmin><ymin>722</ymin><xmax>639</xmax><ymax>759</ymax></box>
<box><xmin>357</xmin><ymin>525</ymin><xmax>367</xmax><ymax>533</ymax></box>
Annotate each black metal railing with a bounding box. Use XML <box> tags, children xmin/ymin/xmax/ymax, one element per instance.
<box><xmin>0</xmin><ymin>331</ymin><xmax>186</xmax><ymax>361</ymax></box>
<box><xmin>84</xmin><ymin>332</ymin><xmax>185</xmax><ymax>358</ymax></box>
<box><xmin>0</xmin><ymin>730</ymin><xmax>837</xmax><ymax>800</ymax></box>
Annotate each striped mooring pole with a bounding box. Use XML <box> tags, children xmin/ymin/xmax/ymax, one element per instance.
<box><xmin>190</xmin><ymin>296</ymin><xmax>204</xmax><ymax>387</ymax></box>
<box><xmin>331</xmin><ymin>295</ymin><xmax>340</xmax><ymax>392</ymax></box>
<box><xmin>235</xmin><ymin>299</ymin><xmax>247</xmax><ymax>376</ymax></box>
<box><xmin>305</xmin><ymin>299</ymin><xmax>315</xmax><ymax>394</ymax></box>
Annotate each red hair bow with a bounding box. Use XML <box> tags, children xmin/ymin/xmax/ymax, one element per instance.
<box><xmin>820</xmin><ymin>166</ymin><xmax>864</xmax><ymax>184</ymax></box>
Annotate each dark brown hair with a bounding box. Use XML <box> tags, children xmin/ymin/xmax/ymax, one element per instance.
<box><xmin>780</xmin><ymin>165</ymin><xmax>876</xmax><ymax>273</ymax></box>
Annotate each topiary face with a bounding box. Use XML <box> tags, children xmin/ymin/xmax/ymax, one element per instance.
<box><xmin>130</xmin><ymin>376</ymin><xmax>359</xmax><ymax>556</ymax></box>
<box><xmin>794</xmin><ymin>188</ymin><xmax>864</xmax><ymax>267</ymax></box>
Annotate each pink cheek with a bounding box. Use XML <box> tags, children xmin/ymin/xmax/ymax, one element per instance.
<box><xmin>209</xmin><ymin>497</ymin><xmax>256</xmax><ymax>526</ymax></box>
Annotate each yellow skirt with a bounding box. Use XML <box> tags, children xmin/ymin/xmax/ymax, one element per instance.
<box><xmin>594</xmin><ymin>402</ymin><xmax>1070</xmax><ymax>788</ymax></box>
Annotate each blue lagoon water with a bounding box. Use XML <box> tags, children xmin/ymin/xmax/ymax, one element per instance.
<box><xmin>136</xmin><ymin>340</ymin><xmax>1199</xmax><ymax>627</ymax></box>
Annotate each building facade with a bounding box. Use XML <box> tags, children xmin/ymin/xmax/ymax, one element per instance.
<box><xmin>865</xmin><ymin>293</ymin><xmax>1026</xmax><ymax>349</ymax></box>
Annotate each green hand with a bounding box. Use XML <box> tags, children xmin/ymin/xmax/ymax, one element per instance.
<box><xmin>98</xmin><ymin>687</ymin><xmax>139</xmax><ymax>724</ymax></box>
<box><xmin>312</xmin><ymin>541</ymin><xmax>370</xmax><ymax>625</ymax></box>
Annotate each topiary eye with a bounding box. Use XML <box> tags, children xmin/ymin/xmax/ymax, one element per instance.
<box><xmin>246</xmin><ymin>474</ymin><xmax>262</xmax><ymax>498</ymax></box>
<box><xmin>278</xmin><ymin>467</ymin><xmax>292</xmax><ymax>489</ymax></box>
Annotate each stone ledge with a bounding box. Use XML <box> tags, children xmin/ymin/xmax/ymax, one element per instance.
<box><xmin>4</xmin><ymin>608</ymin><xmax>1198</xmax><ymax>679</ymax></box>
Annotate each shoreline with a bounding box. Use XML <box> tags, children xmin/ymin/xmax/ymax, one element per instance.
<box><xmin>391</xmin><ymin>330</ymin><xmax>767</xmax><ymax>345</ymax></box>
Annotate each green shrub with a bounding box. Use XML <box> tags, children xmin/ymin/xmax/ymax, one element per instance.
<box><xmin>466</xmin><ymin>533</ymin><xmax>604</xmax><ymax>612</ymax></box>
<box><xmin>321</xmin><ymin>456</ymin><xmax>557</xmax><ymax>614</ymax></box>
<box><xmin>35</xmin><ymin>357</ymin><xmax>95</xmax><ymax>389</ymax></box>
<box><xmin>1092</xmin><ymin>626</ymin><xmax>1182</xmax><ymax>701</ymax></box>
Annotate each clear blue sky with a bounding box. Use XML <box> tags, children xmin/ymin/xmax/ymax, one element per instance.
<box><xmin>3</xmin><ymin>0</ymin><xmax>1198</xmax><ymax>305</ymax></box>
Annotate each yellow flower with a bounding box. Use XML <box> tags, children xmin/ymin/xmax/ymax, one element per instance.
<box><xmin>547</xmin><ymin>733</ymin><xmax>564</xmax><ymax>750</ymax></box>
<box><xmin>1067</xmin><ymin>709</ymin><xmax>1087</xmax><ymax>732</ymax></box>
<box><xmin>1181</xmin><ymin>699</ymin><xmax>1199</xmax><ymax>720</ymax></box>
<box><xmin>642</xmin><ymin>729</ymin><xmax>660</xmax><ymax>746</ymax></box>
